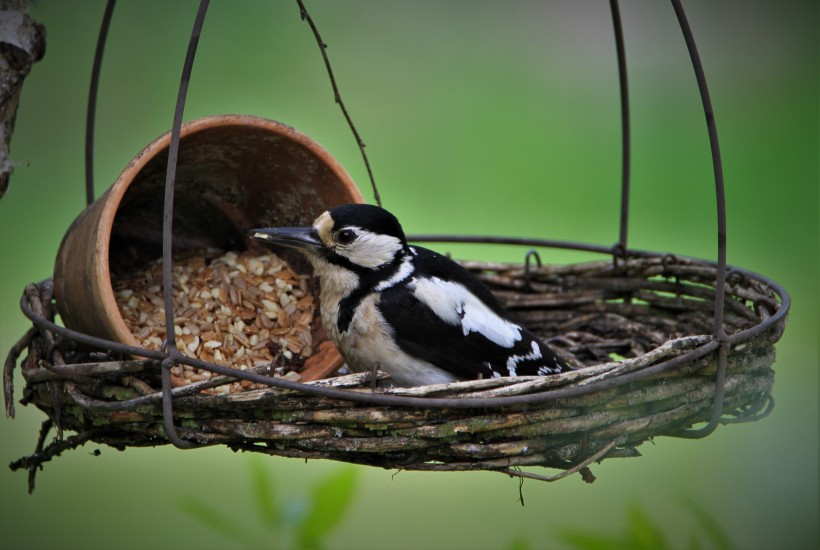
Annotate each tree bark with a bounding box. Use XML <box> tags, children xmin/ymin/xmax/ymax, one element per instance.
<box><xmin>0</xmin><ymin>0</ymin><xmax>46</xmax><ymax>198</ymax></box>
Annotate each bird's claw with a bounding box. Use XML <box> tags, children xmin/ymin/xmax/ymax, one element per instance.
<box><xmin>369</xmin><ymin>361</ymin><xmax>380</xmax><ymax>392</ymax></box>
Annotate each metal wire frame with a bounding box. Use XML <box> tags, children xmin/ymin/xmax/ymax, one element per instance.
<box><xmin>58</xmin><ymin>0</ymin><xmax>791</xmax><ymax>447</ymax></box>
<box><xmin>84</xmin><ymin>0</ymin><xmax>116</xmax><ymax>206</ymax></box>
<box><xmin>610</xmin><ymin>0</ymin><xmax>631</xmax><ymax>257</ymax></box>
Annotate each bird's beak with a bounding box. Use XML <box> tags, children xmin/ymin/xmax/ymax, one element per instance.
<box><xmin>250</xmin><ymin>227</ymin><xmax>325</xmax><ymax>255</ymax></box>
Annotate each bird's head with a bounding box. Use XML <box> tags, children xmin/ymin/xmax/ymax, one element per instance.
<box><xmin>251</xmin><ymin>204</ymin><xmax>409</xmax><ymax>273</ymax></box>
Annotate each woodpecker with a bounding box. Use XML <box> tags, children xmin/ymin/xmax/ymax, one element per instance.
<box><xmin>251</xmin><ymin>204</ymin><xmax>569</xmax><ymax>387</ymax></box>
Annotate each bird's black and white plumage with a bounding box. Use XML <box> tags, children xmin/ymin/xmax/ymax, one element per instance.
<box><xmin>252</xmin><ymin>204</ymin><xmax>568</xmax><ymax>387</ymax></box>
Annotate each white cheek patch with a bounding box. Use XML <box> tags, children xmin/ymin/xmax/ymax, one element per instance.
<box><xmin>412</xmin><ymin>278</ymin><xmax>521</xmax><ymax>348</ymax></box>
<box><xmin>340</xmin><ymin>228</ymin><xmax>403</xmax><ymax>269</ymax></box>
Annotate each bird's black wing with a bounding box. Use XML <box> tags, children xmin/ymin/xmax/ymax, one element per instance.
<box><xmin>377</xmin><ymin>246</ymin><xmax>567</xmax><ymax>380</ymax></box>
<box><xmin>377</xmin><ymin>281</ymin><xmax>495</xmax><ymax>379</ymax></box>
<box><xmin>406</xmin><ymin>246</ymin><xmax>508</xmax><ymax>315</ymax></box>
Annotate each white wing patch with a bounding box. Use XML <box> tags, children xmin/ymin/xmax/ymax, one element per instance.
<box><xmin>411</xmin><ymin>277</ymin><xmax>521</xmax><ymax>348</ymax></box>
<box><xmin>537</xmin><ymin>358</ymin><xmax>564</xmax><ymax>375</ymax></box>
<box><xmin>505</xmin><ymin>340</ymin><xmax>543</xmax><ymax>376</ymax></box>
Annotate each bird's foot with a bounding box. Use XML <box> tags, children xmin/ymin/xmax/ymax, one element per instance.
<box><xmin>368</xmin><ymin>361</ymin><xmax>380</xmax><ymax>392</ymax></box>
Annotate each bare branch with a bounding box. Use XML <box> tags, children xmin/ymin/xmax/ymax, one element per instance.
<box><xmin>295</xmin><ymin>0</ymin><xmax>382</xmax><ymax>207</ymax></box>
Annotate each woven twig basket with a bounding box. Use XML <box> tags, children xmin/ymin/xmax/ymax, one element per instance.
<box><xmin>6</xmin><ymin>254</ymin><xmax>784</xmax><ymax>483</ymax></box>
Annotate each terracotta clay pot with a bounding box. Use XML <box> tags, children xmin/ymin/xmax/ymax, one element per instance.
<box><xmin>54</xmin><ymin>115</ymin><xmax>363</xmax><ymax>381</ymax></box>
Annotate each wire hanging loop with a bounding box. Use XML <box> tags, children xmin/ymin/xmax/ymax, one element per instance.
<box><xmin>609</xmin><ymin>0</ymin><xmax>631</xmax><ymax>256</ymax></box>
<box><xmin>671</xmin><ymin>342</ymin><xmax>729</xmax><ymax>438</ymax></box>
<box><xmin>670</xmin><ymin>0</ymin><xmax>730</xmax><ymax>434</ymax></box>
<box><xmin>161</xmin><ymin>353</ymin><xmax>197</xmax><ymax>449</ymax></box>
<box><xmin>84</xmin><ymin>0</ymin><xmax>116</xmax><ymax>206</ymax></box>
<box><xmin>296</xmin><ymin>0</ymin><xmax>382</xmax><ymax>207</ymax></box>
<box><xmin>523</xmin><ymin>249</ymin><xmax>543</xmax><ymax>292</ymax></box>
<box><xmin>670</xmin><ymin>0</ymin><xmax>728</xmax><ymax>343</ymax></box>
<box><xmin>160</xmin><ymin>0</ymin><xmax>210</xmax><ymax>449</ymax></box>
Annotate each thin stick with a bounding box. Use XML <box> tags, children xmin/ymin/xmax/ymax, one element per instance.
<box><xmin>29</xmin><ymin>419</ymin><xmax>53</xmax><ymax>494</ymax></box>
<box><xmin>23</xmin><ymin>358</ymin><xmax>158</xmax><ymax>384</ymax></box>
<box><xmin>3</xmin><ymin>327</ymin><xmax>36</xmax><ymax>418</ymax></box>
<box><xmin>8</xmin><ymin>423</ymin><xmax>94</xmax><ymax>494</ymax></box>
<box><xmin>295</xmin><ymin>0</ymin><xmax>382</xmax><ymax>207</ymax></box>
<box><xmin>501</xmin><ymin>438</ymin><xmax>621</xmax><ymax>482</ymax></box>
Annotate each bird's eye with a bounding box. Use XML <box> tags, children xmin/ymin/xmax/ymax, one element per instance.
<box><xmin>336</xmin><ymin>229</ymin><xmax>357</xmax><ymax>245</ymax></box>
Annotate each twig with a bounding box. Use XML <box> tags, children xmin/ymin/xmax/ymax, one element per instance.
<box><xmin>4</xmin><ymin>326</ymin><xmax>36</xmax><ymax>417</ymax></box>
<box><xmin>577</xmin><ymin>335</ymin><xmax>711</xmax><ymax>386</ymax></box>
<box><xmin>23</xmin><ymin>358</ymin><xmax>159</xmax><ymax>384</ymax></box>
<box><xmin>28</xmin><ymin>419</ymin><xmax>53</xmax><ymax>493</ymax></box>
<box><xmin>295</xmin><ymin>0</ymin><xmax>382</xmax><ymax>206</ymax></box>
<box><xmin>501</xmin><ymin>438</ymin><xmax>622</xmax><ymax>483</ymax></box>
<box><xmin>9</xmin><ymin>422</ymin><xmax>94</xmax><ymax>494</ymax></box>
<box><xmin>58</xmin><ymin>363</ymin><xmax>299</xmax><ymax>412</ymax></box>
<box><xmin>23</xmin><ymin>283</ymin><xmax>66</xmax><ymax>436</ymax></box>
<box><xmin>121</xmin><ymin>376</ymin><xmax>156</xmax><ymax>396</ymax></box>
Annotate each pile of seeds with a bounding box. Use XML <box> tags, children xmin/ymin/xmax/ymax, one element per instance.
<box><xmin>114</xmin><ymin>250</ymin><xmax>316</xmax><ymax>393</ymax></box>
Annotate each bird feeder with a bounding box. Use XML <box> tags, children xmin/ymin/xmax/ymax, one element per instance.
<box><xmin>52</xmin><ymin>114</ymin><xmax>361</xmax><ymax>383</ymax></box>
<box><xmin>4</xmin><ymin>1</ymin><xmax>789</xmax><ymax>489</ymax></box>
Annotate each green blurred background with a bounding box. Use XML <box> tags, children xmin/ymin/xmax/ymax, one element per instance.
<box><xmin>1</xmin><ymin>1</ymin><xmax>817</xmax><ymax>548</ymax></box>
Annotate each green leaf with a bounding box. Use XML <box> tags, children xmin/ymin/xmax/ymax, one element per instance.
<box><xmin>248</xmin><ymin>456</ymin><xmax>280</xmax><ymax>528</ymax></box>
<box><xmin>558</xmin><ymin>531</ymin><xmax>631</xmax><ymax>550</ymax></box>
<box><xmin>681</xmin><ymin>497</ymin><xmax>734</xmax><ymax>550</ymax></box>
<box><xmin>559</xmin><ymin>501</ymin><xmax>733</xmax><ymax>550</ymax></box>
<box><xmin>178</xmin><ymin>497</ymin><xmax>261</xmax><ymax>548</ymax></box>
<box><xmin>296</xmin><ymin>467</ymin><xmax>358</xmax><ymax>550</ymax></box>
<box><xmin>507</xmin><ymin>534</ymin><xmax>532</xmax><ymax>550</ymax></box>
<box><xmin>559</xmin><ymin>505</ymin><xmax>671</xmax><ymax>550</ymax></box>
<box><xmin>687</xmin><ymin>532</ymin><xmax>703</xmax><ymax>550</ymax></box>
<box><xmin>625</xmin><ymin>505</ymin><xmax>669</xmax><ymax>550</ymax></box>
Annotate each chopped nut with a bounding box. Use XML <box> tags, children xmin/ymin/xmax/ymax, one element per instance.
<box><xmin>114</xmin><ymin>250</ymin><xmax>317</xmax><ymax>394</ymax></box>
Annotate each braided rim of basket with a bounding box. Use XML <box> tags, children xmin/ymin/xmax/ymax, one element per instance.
<box><xmin>5</xmin><ymin>253</ymin><xmax>785</xmax><ymax>484</ymax></box>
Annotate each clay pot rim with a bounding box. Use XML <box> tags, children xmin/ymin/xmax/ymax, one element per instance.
<box><xmin>96</xmin><ymin>114</ymin><xmax>364</xmax><ymax>349</ymax></box>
